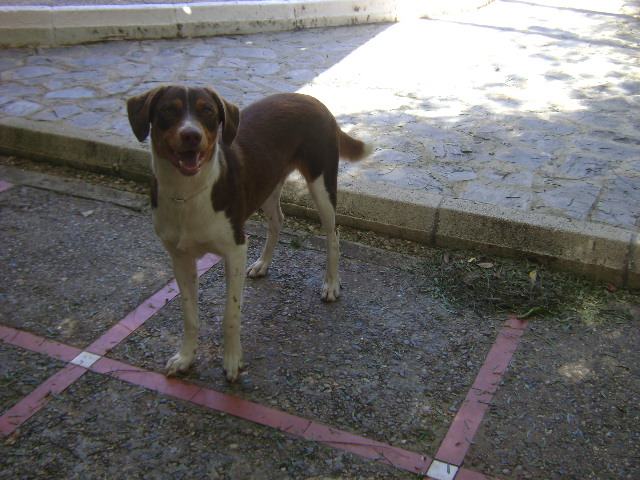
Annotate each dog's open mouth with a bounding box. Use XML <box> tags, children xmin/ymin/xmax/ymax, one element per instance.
<box><xmin>170</xmin><ymin>150</ymin><xmax>206</xmax><ymax>176</ymax></box>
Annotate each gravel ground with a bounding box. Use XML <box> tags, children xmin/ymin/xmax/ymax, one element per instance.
<box><xmin>467</xmin><ymin>318</ymin><xmax>640</xmax><ymax>480</ymax></box>
<box><xmin>1</xmin><ymin>344</ymin><xmax>68</xmax><ymax>415</ymax></box>
<box><xmin>2</xmin><ymin>372</ymin><xmax>412</xmax><ymax>479</ymax></box>
<box><xmin>1</xmin><ymin>157</ymin><xmax>639</xmax><ymax>479</ymax></box>
<box><xmin>108</xmin><ymin>232</ymin><xmax>499</xmax><ymax>460</ymax></box>
<box><xmin>0</xmin><ymin>185</ymin><xmax>172</xmax><ymax>348</ymax></box>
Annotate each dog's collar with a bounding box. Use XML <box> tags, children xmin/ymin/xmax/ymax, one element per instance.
<box><xmin>171</xmin><ymin>184</ymin><xmax>210</xmax><ymax>203</ymax></box>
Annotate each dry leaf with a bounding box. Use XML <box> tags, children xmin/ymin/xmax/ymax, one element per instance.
<box><xmin>4</xmin><ymin>430</ymin><xmax>20</xmax><ymax>446</ymax></box>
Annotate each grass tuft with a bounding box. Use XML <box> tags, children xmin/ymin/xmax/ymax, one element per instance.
<box><xmin>417</xmin><ymin>250</ymin><xmax>638</xmax><ymax>323</ymax></box>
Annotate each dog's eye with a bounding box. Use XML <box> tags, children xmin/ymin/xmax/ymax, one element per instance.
<box><xmin>161</xmin><ymin>105</ymin><xmax>178</xmax><ymax>115</ymax></box>
<box><xmin>202</xmin><ymin>106</ymin><xmax>215</xmax><ymax>116</ymax></box>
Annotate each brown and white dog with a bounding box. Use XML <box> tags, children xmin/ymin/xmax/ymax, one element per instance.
<box><xmin>127</xmin><ymin>86</ymin><xmax>372</xmax><ymax>382</ymax></box>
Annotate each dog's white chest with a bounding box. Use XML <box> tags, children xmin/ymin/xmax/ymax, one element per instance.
<box><xmin>153</xmin><ymin>196</ymin><xmax>235</xmax><ymax>257</ymax></box>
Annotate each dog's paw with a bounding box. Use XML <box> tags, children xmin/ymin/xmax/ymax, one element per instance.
<box><xmin>165</xmin><ymin>353</ymin><xmax>194</xmax><ymax>376</ymax></box>
<box><xmin>247</xmin><ymin>259</ymin><xmax>270</xmax><ymax>278</ymax></box>
<box><xmin>321</xmin><ymin>281</ymin><xmax>340</xmax><ymax>302</ymax></box>
<box><xmin>223</xmin><ymin>346</ymin><xmax>244</xmax><ymax>383</ymax></box>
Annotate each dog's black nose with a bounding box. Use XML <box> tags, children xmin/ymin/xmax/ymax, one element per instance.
<box><xmin>180</xmin><ymin>127</ymin><xmax>203</xmax><ymax>148</ymax></box>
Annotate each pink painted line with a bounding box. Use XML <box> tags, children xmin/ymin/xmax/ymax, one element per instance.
<box><xmin>85</xmin><ymin>280</ymin><xmax>180</xmax><ymax>355</ymax></box>
<box><xmin>191</xmin><ymin>386</ymin><xmax>313</xmax><ymax>436</ymax></box>
<box><xmin>2</xmin><ymin>324</ymin><xmax>432</xmax><ymax>474</ymax></box>
<box><xmin>2</xmin><ymin>323</ymin><xmax>498</xmax><ymax>477</ymax></box>
<box><xmin>0</xmin><ymin>363</ymin><xmax>87</xmax><ymax>436</ymax></box>
<box><xmin>0</xmin><ymin>253</ymin><xmax>222</xmax><ymax>437</ymax></box>
<box><xmin>454</xmin><ymin>468</ymin><xmax>498</xmax><ymax>480</ymax></box>
<box><xmin>0</xmin><ymin>246</ymin><xmax>514</xmax><ymax>478</ymax></box>
<box><xmin>87</xmin><ymin>253</ymin><xmax>222</xmax><ymax>356</ymax></box>
<box><xmin>0</xmin><ymin>326</ymin><xmax>86</xmax><ymax>436</ymax></box>
<box><xmin>303</xmin><ymin>422</ymin><xmax>431</xmax><ymax>474</ymax></box>
<box><xmin>92</xmin><ymin>356</ymin><xmax>432</xmax><ymax>475</ymax></box>
<box><xmin>435</xmin><ymin>314</ymin><xmax>528</xmax><ymax>467</ymax></box>
<box><xmin>197</xmin><ymin>253</ymin><xmax>222</xmax><ymax>275</ymax></box>
<box><xmin>1</xmin><ymin>325</ymin><xmax>82</xmax><ymax>362</ymax></box>
<box><xmin>0</xmin><ymin>180</ymin><xmax>14</xmax><ymax>192</ymax></box>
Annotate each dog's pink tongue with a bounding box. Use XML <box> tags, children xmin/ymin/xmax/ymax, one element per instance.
<box><xmin>179</xmin><ymin>151</ymin><xmax>199</xmax><ymax>168</ymax></box>
<box><xmin>176</xmin><ymin>151</ymin><xmax>202</xmax><ymax>175</ymax></box>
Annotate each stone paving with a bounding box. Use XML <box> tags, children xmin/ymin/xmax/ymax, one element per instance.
<box><xmin>0</xmin><ymin>0</ymin><xmax>639</xmax><ymax>231</ymax></box>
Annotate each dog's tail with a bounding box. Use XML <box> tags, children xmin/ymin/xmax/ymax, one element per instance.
<box><xmin>338</xmin><ymin>129</ymin><xmax>374</xmax><ymax>162</ymax></box>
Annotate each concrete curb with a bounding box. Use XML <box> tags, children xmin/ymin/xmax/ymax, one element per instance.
<box><xmin>0</xmin><ymin>0</ymin><xmax>493</xmax><ymax>47</ymax></box>
<box><xmin>1</xmin><ymin>116</ymin><xmax>637</xmax><ymax>288</ymax></box>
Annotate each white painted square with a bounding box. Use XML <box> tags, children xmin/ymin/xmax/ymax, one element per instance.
<box><xmin>70</xmin><ymin>351</ymin><xmax>101</xmax><ymax>369</ymax></box>
<box><xmin>427</xmin><ymin>460</ymin><xmax>459</xmax><ymax>480</ymax></box>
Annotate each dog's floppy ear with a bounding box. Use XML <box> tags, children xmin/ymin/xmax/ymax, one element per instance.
<box><xmin>127</xmin><ymin>86</ymin><xmax>168</xmax><ymax>142</ymax></box>
<box><xmin>206</xmin><ymin>88</ymin><xmax>240</xmax><ymax>146</ymax></box>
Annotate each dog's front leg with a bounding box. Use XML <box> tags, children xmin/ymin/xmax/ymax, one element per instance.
<box><xmin>166</xmin><ymin>252</ymin><xmax>200</xmax><ymax>376</ymax></box>
<box><xmin>222</xmin><ymin>243</ymin><xmax>248</xmax><ymax>382</ymax></box>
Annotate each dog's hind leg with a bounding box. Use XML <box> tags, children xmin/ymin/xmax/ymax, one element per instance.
<box><xmin>308</xmin><ymin>174</ymin><xmax>340</xmax><ymax>302</ymax></box>
<box><xmin>247</xmin><ymin>182</ymin><xmax>284</xmax><ymax>278</ymax></box>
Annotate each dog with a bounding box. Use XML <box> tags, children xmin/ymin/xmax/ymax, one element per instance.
<box><xmin>127</xmin><ymin>86</ymin><xmax>372</xmax><ymax>382</ymax></box>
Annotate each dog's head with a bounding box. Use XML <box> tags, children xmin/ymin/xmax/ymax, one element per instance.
<box><xmin>127</xmin><ymin>86</ymin><xmax>240</xmax><ymax>176</ymax></box>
